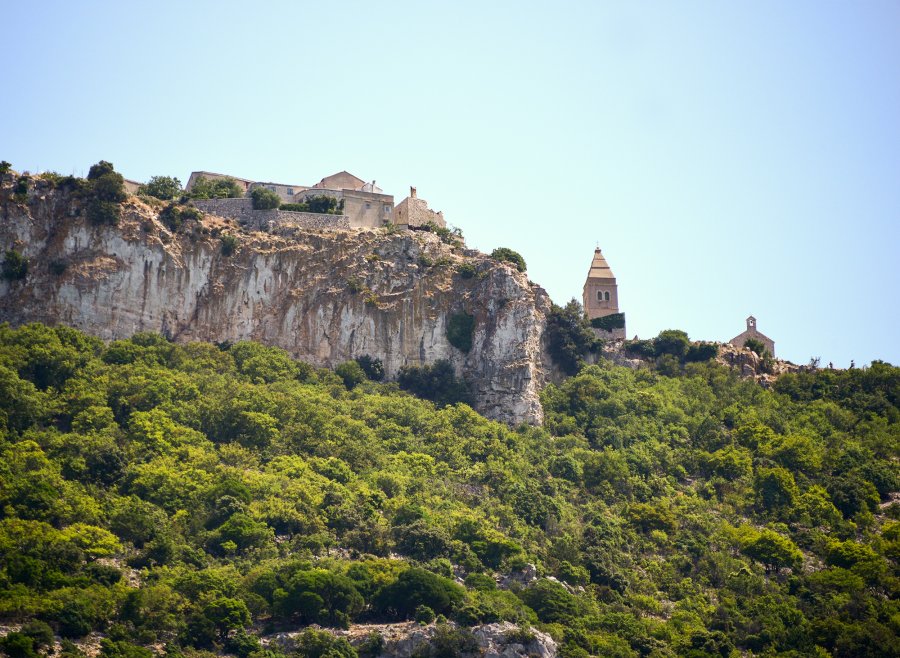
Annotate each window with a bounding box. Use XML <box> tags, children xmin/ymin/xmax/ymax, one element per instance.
<box><xmin>597</xmin><ymin>291</ymin><xmax>603</xmax><ymax>302</ymax></box>
<box><xmin>605</xmin><ymin>291</ymin><xmax>610</xmax><ymax>302</ymax></box>
<box><xmin>287</xmin><ymin>188</ymin><xmax>293</xmax><ymax>196</ymax></box>
<box><xmin>366</xmin><ymin>202</ymin><xmax>371</xmax><ymax>209</ymax></box>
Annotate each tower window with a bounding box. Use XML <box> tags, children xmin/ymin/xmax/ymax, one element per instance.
<box><xmin>597</xmin><ymin>291</ymin><xmax>603</xmax><ymax>301</ymax></box>
<box><xmin>605</xmin><ymin>291</ymin><xmax>610</xmax><ymax>302</ymax></box>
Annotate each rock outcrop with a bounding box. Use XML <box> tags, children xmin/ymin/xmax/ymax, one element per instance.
<box><xmin>0</xmin><ymin>180</ymin><xmax>551</xmax><ymax>424</ymax></box>
<box><xmin>267</xmin><ymin>621</ymin><xmax>557</xmax><ymax>658</ymax></box>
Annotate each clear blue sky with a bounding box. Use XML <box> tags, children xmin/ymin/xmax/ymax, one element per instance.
<box><xmin>3</xmin><ymin>1</ymin><xmax>899</xmax><ymax>367</ymax></box>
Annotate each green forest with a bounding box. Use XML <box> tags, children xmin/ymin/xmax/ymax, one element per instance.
<box><xmin>0</xmin><ymin>323</ymin><xmax>898</xmax><ymax>657</ymax></box>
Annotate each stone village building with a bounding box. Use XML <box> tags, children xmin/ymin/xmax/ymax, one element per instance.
<box><xmin>582</xmin><ymin>247</ymin><xmax>626</xmax><ymax>340</ymax></box>
<box><xmin>185</xmin><ymin>170</ymin><xmax>445</xmax><ymax>231</ymax></box>
<box><xmin>730</xmin><ymin>316</ymin><xmax>775</xmax><ymax>356</ymax></box>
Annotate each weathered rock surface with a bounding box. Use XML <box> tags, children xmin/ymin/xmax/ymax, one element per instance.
<box><xmin>0</xmin><ymin>183</ymin><xmax>551</xmax><ymax>424</ymax></box>
<box><xmin>267</xmin><ymin>621</ymin><xmax>557</xmax><ymax>658</ymax></box>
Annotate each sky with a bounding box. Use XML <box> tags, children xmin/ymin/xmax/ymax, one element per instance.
<box><xmin>2</xmin><ymin>1</ymin><xmax>899</xmax><ymax>367</ymax></box>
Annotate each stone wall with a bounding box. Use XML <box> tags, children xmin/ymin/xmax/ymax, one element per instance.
<box><xmin>191</xmin><ymin>198</ymin><xmax>349</xmax><ymax>231</ymax></box>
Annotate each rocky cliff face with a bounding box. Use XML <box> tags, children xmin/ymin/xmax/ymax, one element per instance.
<box><xmin>0</xmin><ymin>180</ymin><xmax>551</xmax><ymax>424</ymax></box>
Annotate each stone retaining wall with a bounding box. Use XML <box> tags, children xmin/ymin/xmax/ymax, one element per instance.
<box><xmin>192</xmin><ymin>198</ymin><xmax>349</xmax><ymax>231</ymax></box>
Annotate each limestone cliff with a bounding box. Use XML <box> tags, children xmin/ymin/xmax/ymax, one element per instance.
<box><xmin>0</xmin><ymin>179</ymin><xmax>551</xmax><ymax>424</ymax></box>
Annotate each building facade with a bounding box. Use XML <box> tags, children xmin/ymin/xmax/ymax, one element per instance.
<box><xmin>582</xmin><ymin>248</ymin><xmax>626</xmax><ymax>339</ymax></box>
<box><xmin>730</xmin><ymin>316</ymin><xmax>775</xmax><ymax>356</ymax></box>
<box><xmin>392</xmin><ymin>187</ymin><xmax>446</xmax><ymax>229</ymax></box>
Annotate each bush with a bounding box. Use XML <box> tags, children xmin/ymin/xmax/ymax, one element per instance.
<box><xmin>355</xmin><ymin>355</ymin><xmax>385</xmax><ymax>381</ymax></box>
<box><xmin>518</xmin><ymin>579</ymin><xmax>582</xmax><ymax>623</ymax></box>
<box><xmin>2</xmin><ymin>250</ymin><xmax>28</xmax><ymax>281</ymax></box>
<box><xmin>250</xmin><ymin>187</ymin><xmax>281</xmax><ymax>210</ymax></box>
<box><xmin>294</xmin><ymin>629</ymin><xmax>357</xmax><ymax>658</ymax></box>
<box><xmin>456</xmin><ymin>262</ymin><xmax>476</xmax><ymax>279</ymax></box>
<box><xmin>397</xmin><ymin>360</ymin><xmax>470</xmax><ymax>407</ymax></box>
<box><xmin>446</xmin><ymin>312</ymin><xmax>475</xmax><ymax>353</ymax></box>
<box><xmin>139</xmin><ymin>176</ymin><xmax>182</xmax><ymax>200</ymax></box>
<box><xmin>0</xmin><ymin>632</ymin><xmax>37</xmax><ymax>658</ymax></box>
<box><xmin>744</xmin><ymin>338</ymin><xmax>766</xmax><ymax>356</ymax></box>
<box><xmin>374</xmin><ymin>568</ymin><xmax>465</xmax><ymax>619</ymax></box>
<box><xmin>685</xmin><ymin>342</ymin><xmax>718</xmax><ymax>362</ymax></box>
<box><xmin>415</xmin><ymin>605</ymin><xmax>436</xmax><ymax>624</ymax></box>
<box><xmin>490</xmin><ymin>247</ymin><xmax>526</xmax><ymax>272</ymax></box>
<box><xmin>87</xmin><ymin>198</ymin><xmax>121</xmax><ymax>225</ymax></box>
<box><xmin>220</xmin><ymin>234</ymin><xmax>239</xmax><ymax>257</ymax></box>
<box><xmin>654</xmin><ymin>330</ymin><xmax>690</xmax><ymax>358</ymax></box>
<box><xmin>336</xmin><ymin>361</ymin><xmax>367</xmax><ymax>390</ymax></box>
<box><xmin>0</xmin><ymin>160</ymin><xmax>11</xmax><ymax>175</ymax></box>
<box><xmin>159</xmin><ymin>204</ymin><xmax>203</xmax><ymax>232</ymax></box>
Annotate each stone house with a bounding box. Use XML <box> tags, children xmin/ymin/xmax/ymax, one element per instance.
<box><xmin>185</xmin><ymin>171</ymin><xmax>254</xmax><ymax>194</ymax></box>
<box><xmin>392</xmin><ymin>187</ymin><xmax>446</xmax><ymax>229</ymax></box>
<box><xmin>582</xmin><ymin>247</ymin><xmax>626</xmax><ymax>339</ymax></box>
<box><xmin>730</xmin><ymin>316</ymin><xmax>775</xmax><ymax>356</ymax></box>
<box><xmin>297</xmin><ymin>171</ymin><xmax>393</xmax><ymax>228</ymax></box>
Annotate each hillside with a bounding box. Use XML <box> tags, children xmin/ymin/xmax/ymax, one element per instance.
<box><xmin>0</xmin><ymin>171</ymin><xmax>549</xmax><ymax>424</ymax></box>
<box><xmin>0</xmin><ymin>323</ymin><xmax>898</xmax><ymax>657</ymax></box>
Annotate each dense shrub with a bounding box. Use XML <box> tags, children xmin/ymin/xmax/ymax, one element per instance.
<box><xmin>159</xmin><ymin>203</ymin><xmax>203</xmax><ymax>232</ymax></box>
<box><xmin>685</xmin><ymin>342</ymin><xmax>719</xmax><ymax>362</ymax></box>
<box><xmin>86</xmin><ymin>198</ymin><xmax>121</xmax><ymax>225</ymax></box>
<box><xmin>744</xmin><ymin>337</ymin><xmax>766</xmax><ymax>356</ymax></box>
<box><xmin>336</xmin><ymin>361</ymin><xmax>367</xmax><ymax>390</ymax></box>
<box><xmin>446</xmin><ymin>312</ymin><xmax>475</xmax><ymax>353</ymax></box>
<box><xmin>456</xmin><ymin>262</ymin><xmax>476</xmax><ymax>279</ymax></box>
<box><xmin>397</xmin><ymin>359</ymin><xmax>470</xmax><ymax>406</ymax></box>
<box><xmin>2</xmin><ymin>250</ymin><xmax>28</xmax><ymax>281</ymax></box>
<box><xmin>490</xmin><ymin>247</ymin><xmax>526</xmax><ymax>272</ymax></box>
<box><xmin>220</xmin><ymin>234</ymin><xmax>239</xmax><ymax>256</ymax></box>
<box><xmin>250</xmin><ymin>187</ymin><xmax>281</xmax><ymax>210</ymax></box>
<box><xmin>374</xmin><ymin>568</ymin><xmax>465</xmax><ymax>619</ymax></box>
<box><xmin>355</xmin><ymin>355</ymin><xmax>385</xmax><ymax>381</ymax></box>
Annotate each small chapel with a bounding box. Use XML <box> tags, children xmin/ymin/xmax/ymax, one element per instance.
<box><xmin>582</xmin><ymin>247</ymin><xmax>626</xmax><ymax>339</ymax></box>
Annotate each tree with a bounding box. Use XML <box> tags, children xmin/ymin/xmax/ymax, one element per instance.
<box><xmin>741</xmin><ymin>529</ymin><xmax>803</xmax><ymax>573</ymax></box>
<box><xmin>754</xmin><ymin>467</ymin><xmax>799</xmax><ymax>514</ymax></box>
<box><xmin>397</xmin><ymin>360</ymin><xmax>470</xmax><ymax>406</ymax></box>
<box><xmin>87</xmin><ymin>161</ymin><xmax>115</xmax><ymax>180</ymax></box>
<box><xmin>188</xmin><ymin>176</ymin><xmax>244</xmax><ymax>199</ymax></box>
<box><xmin>544</xmin><ymin>300</ymin><xmax>600</xmax><ymax>375</ymax></box>
<box><xmin>250</xmin><ymin>187</ymin><xmax>281</xmax><ymax>210</ymax></box>
<box><xmin>355</xmin><ymin>355</ymin><xmax>385</xmax><ymax>381</ymax></box>
<box><xmin>336</xmin><ymin>361</ymin><xmax>366</xmax><ymax>390</ymax></box>
<box><xmin>139</xmin><ymin>176</ymin><xmax>182</xmax><ymax>200</ymax></box>
<box><xmin>490</xmin><ymin>247</ymin><xmax>526</xmax><ymax>272</ymax></box>
<box><xmin>200</xmin><ymin>596</ymin><xmax>251</xmax><ymax>641</ymax></box>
